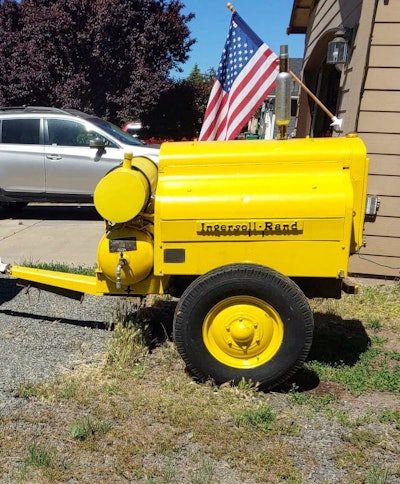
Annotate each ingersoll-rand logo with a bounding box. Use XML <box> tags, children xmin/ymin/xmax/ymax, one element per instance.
<box><xmin>197</xmin><ymin>220</ymin><xmax>303</xmax><ymax>236</ymax></box>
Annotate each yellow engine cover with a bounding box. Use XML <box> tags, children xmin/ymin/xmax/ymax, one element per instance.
<box><xmin>97</xmin><ymin>226</ymin><xmax>153</xmax><ymax>286</ymax></box>
<box><xmin>154</xmin><ymin>134</ymin><xmax>369</xmax><ymax>279</ymax></box>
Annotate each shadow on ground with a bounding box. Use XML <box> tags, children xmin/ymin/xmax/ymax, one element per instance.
<box><xmin>0</xmin><ymin>277</ymin><xmax>24</xmax><ymax>304</ymax></box>
<box><xmin>282</xmin><ymin>312</ymin><xmax>370</xmax><ymax>392</ymax></box>
<box><xmin>0</xmin><ymin>278</ymin><xmax>108</xmax><ymax>329</ymax></box>
<box><xmin>1</xmin><ymin>282</ymin><xmax>372</xmax><ymax>392</ymax></box>
<box><xmin>0</xmin><ymin>204</ymin><xmax>102</xmax><ymax>221</ymax></box>
<box><xmin>121</xmin><ymin>299</ymin><xmax>371</xmax><ymax>393</ymax></box>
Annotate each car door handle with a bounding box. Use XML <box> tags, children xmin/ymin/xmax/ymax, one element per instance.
<box><xmin>46</xmin><ymin>154</ymin><xmax>62</xmax><ymax>160</ymax></box>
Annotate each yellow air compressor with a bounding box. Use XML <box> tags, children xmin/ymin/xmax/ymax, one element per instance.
<box><xmin>1</xmin><ymin>133</ymin><xmax>372</xmax><ymax>389</ymax></box>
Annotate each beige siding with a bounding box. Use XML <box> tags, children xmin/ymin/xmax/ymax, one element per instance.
<box><xmin>297</xmin><ymin>0</ymin><xmax>400</xmax><ymax>277</ymax></box>
<box><xmin>349</xmin><ymin>254</ymin><xmax>400</xmax><ymax>278</ymax></box>
<box><xmin>361</xmin><ymin>90</ymin><xmax>400</xmax><ymax>112</ymax></box>
<box><xmin>359</xmin><ymin>133</ymin><xmax>400</xmax><ymax>155</ymax></box>
<box><xmin>364</xmin><ymin>67</ymin><xmax>400</xmax><ymax>90</ymax></box>
<box><xmin>365</xmin><ymin>195</ymin><xmax>399</xmax><ymax>218</ymax></box>
<box><xmin>367</xmin><ymin>175</ymin><xmax>400</xmax><ymax>197</ymax></box>
<box><xmin>372</xmin><ymin>23</ymin><xmax>400</xmax><ymax>45</ymax></box>
<box><xmin>358</xmin><ymin>112</ymin><xmax>400</xmax><ymax>134</ymax></box>
<box><xmin>364</xmin><ymin>216</ymin><xmax>400</xmax><ymax>238</ymax></box>
<box><xmin>369</xmin><ymin>155</ymin><xmax>400</xmax><ymax>176</ymax></box>
<box><xmin>375</xmin><ymin>2</ymin><xmax>400</xmax><ymax>22</ymax></box>
<box><xmin>361</xmin><ymin>234</ymin><xmax>400</xmax><ymax>257</ymax></box>
<box><xmin>369</xmin><ymin>46</ymin><xmax>400</xmax><ymax>67</ymax></box>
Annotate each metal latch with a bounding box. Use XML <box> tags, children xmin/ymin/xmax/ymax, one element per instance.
<box><xmin>365</xmin><ymin>195</ymin><xmax>380</xmax><ymax>222</ymax></box>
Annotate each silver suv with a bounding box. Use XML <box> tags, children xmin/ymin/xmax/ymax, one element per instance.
<box><xmin>0</xmin><ymin>107</ymin><xmax>159</xmax><ymax>210</ymax></box>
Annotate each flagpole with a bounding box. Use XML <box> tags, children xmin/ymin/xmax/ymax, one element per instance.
<box><xmin>226</xmin><ymin>3</ymin><xmax>235</xmax><ymax>12</ymax></box>
<box><xmin>289</xmin><ymin>69</ymin><xmax>343</xmax><ymax>130</ymax></box>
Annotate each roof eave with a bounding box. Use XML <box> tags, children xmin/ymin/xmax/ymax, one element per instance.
<box><xmin>287</xmin><ymin>0</ymin><xmax>315</xmax><ymax>35</ymax></box>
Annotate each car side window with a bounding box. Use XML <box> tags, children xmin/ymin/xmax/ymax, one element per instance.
<box><xmin>1</xmin><ymin>119</ymin><xmax>40</xmax><ymax>144</ymax></box>
<box><xmin>47</xmin><ymin>119</ymin><xmax>118</xmax><ymax>148</ymax></box>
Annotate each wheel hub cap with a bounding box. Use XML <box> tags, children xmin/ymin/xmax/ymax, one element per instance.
<box><xmin>203</xmin><ymin>296</ymin><xmax>284</xmax><ymax>369</ymax></box>
<box><xmin>230</xmin><ymin>319</ymin><xmax>254</xmax><ymax>347</ymax></box>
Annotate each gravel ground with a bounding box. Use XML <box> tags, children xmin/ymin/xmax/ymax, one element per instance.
<box><xmin>0</xmin><ymin>274</ymin><xmax>114</xmax><ymax>411</ymax></box>
<box><xmin>1</xmin><ymin>274</ymin><xmax>399</xmax><ymax>483</ymax></box>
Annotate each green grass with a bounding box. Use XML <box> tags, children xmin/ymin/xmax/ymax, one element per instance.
<box><xmin>305</xmin><ymin>343</ymin><xmax>400</xmax><ymax>396</ymax></box>
<box><xmin>25</xmin><ymin>444</ymin><xmax>53</xmax><ymax>468</ymax></box>
<box><xmin>20</xmin><ymin>259</ymin><xmax>96</xmax><ymax>275</ymax></box>
<box><xmin>233</xmin><ymin>402</ymin><xmax>276</xmax><ymax>431</ymax></box>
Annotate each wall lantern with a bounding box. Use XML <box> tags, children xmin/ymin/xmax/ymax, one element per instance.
<box><xmin>326</xmin><ymin>28</ymin><xmax>349</xmax><ymax>65</ymax></box>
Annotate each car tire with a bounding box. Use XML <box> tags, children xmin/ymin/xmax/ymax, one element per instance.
<box><xmin>0</xmin><ymin>202</ymin><xmax>28</xmax><ymax>211</ymax></box>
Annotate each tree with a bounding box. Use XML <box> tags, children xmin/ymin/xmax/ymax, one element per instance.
<box><xmin>142</xmin><ymin>64</ymin><xmax>215</xmax><ymax>140</ymax></box>
<box><xmin>0</xmin><ymin>0</ymin><xmax>194</xmax><ymax>124</ymax></box>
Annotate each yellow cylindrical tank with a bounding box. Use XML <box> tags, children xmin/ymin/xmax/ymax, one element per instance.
<box><xmin>94</xmin><ymin>153</ymin><xmax>158</xmax><ymax>223</ymax></box>
<box><xmin>97</xmin><ymin>226</ymin><xmax>154</xmax><ymax>286</ymax></box>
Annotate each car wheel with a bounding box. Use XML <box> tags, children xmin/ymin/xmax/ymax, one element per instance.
<box><xmin>173</xmin><ymin>263</ymin><xmax>314</xmax><ymax>389</ymax></box>
<box><xmin>0</xmin><ymin>202</ymin><xmax>28</xmax><ymax>211</ymax></box>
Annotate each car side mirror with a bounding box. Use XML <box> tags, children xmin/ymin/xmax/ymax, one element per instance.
<box><xmin>89</xmin><ymin>138</ymin><xmax>106</xmax><ymax>150</ymax></box>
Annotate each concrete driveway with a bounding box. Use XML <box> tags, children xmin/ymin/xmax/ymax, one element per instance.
<box><xmin>0</xmin><ymin>204</ymin><xmax>104</xmax><ymax>268</ymax></box>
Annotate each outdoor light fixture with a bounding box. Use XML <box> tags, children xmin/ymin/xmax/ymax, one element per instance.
<box><xmin>326</xmin><ymin>28</ymin><xmax>350</xmax><ymax>65</ymax></box>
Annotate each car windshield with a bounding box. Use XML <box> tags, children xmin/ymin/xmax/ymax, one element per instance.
<box><xmin>88</xmin><ymin>117</ymin><xmax>145</xmax><ymax>146</ymax></box>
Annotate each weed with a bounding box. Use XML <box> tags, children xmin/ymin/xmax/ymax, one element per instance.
<box><xmin>68</xmin><ymin>416</ymin><xmax>112</xmax><ymax>441</ymax></box>
<box><xmin>236</xmin><ymin>377</ymin><xmax>260</xmax><ymax>394</ymax></box>
<box><xmin>366</xmin><ymin>465</ymin><xmax>393</xmax><ymax>484</ymax></box>
<box><xmin>60</xmin><ymin>380</ymin><xmax>78</xmax><ymax>399</ymax></box>
<box><xmin>310</xmin><ymin>284</ymin><xmax>400</xmax><ymax>329</ymax></box>
<box><xmin>347</xmin><ymin>429</ymin><xmax>378</xmax><ymax>449</ymax></box>
<box><xmin>233</xmin><ymin>402</ymin><xmax>275</xmax><ymax>431</ymax></box>
<box><xmin>378</xmin><ymin>409</ymin><xmax>400</xmax><ymax>428</ymax></box>
<box><xmin>191</xmin><ymin>457</ymin><xmax>216</xmax><ymax>484</ymax></box>
<box><xmin>14</xmin><ymin>381</ymin><xmax>49</xmax><ymax>399</ymax></box>
<box><xmin>20</xmin><ymin>442</ymin><xmax>68</xmax><ymax>481</ymax></box>
<box><xmin>288</xmin><ymin>389</ymin><xmax>337</xmax><ymax>410</ymax></box>
<box><xmin>162</xmin><ymin>459</ymin><xmax>177</xmax><ymax>483</ymax></box>
<box><xmin>25</xmin><ymin>443</ymin><xmax>52</xmax><ymax>468</ymax></box>
<box><xmin>106</xmin><ymin>299</ymin><xmax>151</xmax><ymax>368</ymax></box>
<box><xmin>367</xmin><ymin>318</ymin><xmax>382</xmax><ymax>332</ymax></box>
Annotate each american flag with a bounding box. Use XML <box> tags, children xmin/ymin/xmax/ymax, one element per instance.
<box><xmin>198</xmin><ymin>12</ymin><xmax>279</xmax><ymax>141</ymax></box>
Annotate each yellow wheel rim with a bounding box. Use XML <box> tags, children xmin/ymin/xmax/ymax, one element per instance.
<box><xmin>202</xmin><ymin>296</ymin><xmax>284</xmax><ymax>369</ymax></box>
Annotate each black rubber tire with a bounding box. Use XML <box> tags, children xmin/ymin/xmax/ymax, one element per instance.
<box><xmin>0</xmin><ymin>202</ymin><xmax>28</xmax><ymax>212</ymax></box>
<box><xmin>173</xmin><ymin>263</ymin><xmax>314</xmax><ymax>389</ymax></box>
